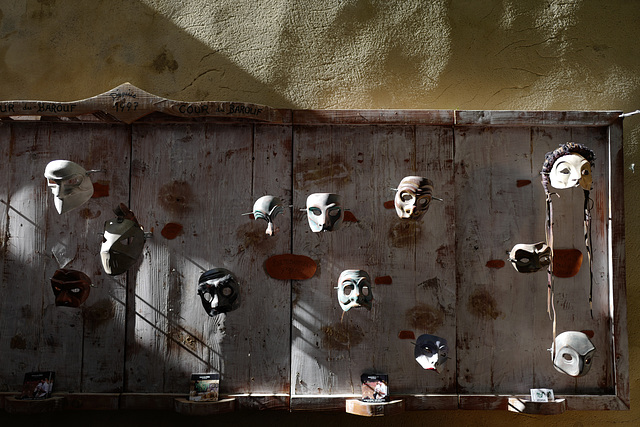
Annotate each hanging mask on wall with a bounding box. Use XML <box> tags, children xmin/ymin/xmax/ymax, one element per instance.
<box><xmin>44</xmin><ymin>160</ymin><xmax>94</xmax><ymax>214</ymax></box>
<box><xmin>306</xmin><ymin>193</ymin><xmax>343</xmax><ymax>232</ymax></box>
<box><xmin>50</xmin><ymin>268</ymin><xmax>91</xmax><ymax>307</ymax></box>
<box><xmin>549</xmin><ymin>153</ymin><xmax>592</xmax><ymax>190</ymax></box>
<box><xmin>508</xmin><ymin>242</ymin><xmax>551</xmax><ymax>273</ymax></box>
<box><xmin>550</xmin><ymin>331</ymin><xmax>595</xmax><ymax>377</ymax></box>
<box><xmin>336</xmin><ymin>269</ymin><xmax>373</xmax><ymax>311</ymax></box>
<box><xmin>414</xmin><ymin>334</ymin><xmax>449</xmax><ymax>373</ymax></box>
<box><xmin>100</xmin><ymin>204</ymin><xmax>146</xmax><ymax>276</ymax></box>
<box><xmin>197</xmin><ymin>268</ymin><xmax>241</xmax><ymax>316</ymax></box>
<box><xmin>251</xmin><ymin>195</ymin><xmax>284</xmax><ymax>236</ymax></box>
<box><xmin>394</xmin><ymin>176</ymin><xmax>436</xmax><ymax>220</ymax></box>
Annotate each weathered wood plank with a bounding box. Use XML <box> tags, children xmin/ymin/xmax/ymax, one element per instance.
<box><xmin>0</xmin><ymin>123</ymin><xmax>129</xmax><ymax>394</ymax></box>
<box><xmin>292</xmin><ymin>110</ymin><xmax>454</xmax><ymax>125</ymax></box>
<box><xmin>126</xmin><ymin>123</ymin><xmax>291</xmax><ymax>394</ymax></box>
<box><xmin>456</xmin><ymin>110</ymin><xmax>622</xmax><ymax>127</ymax></box>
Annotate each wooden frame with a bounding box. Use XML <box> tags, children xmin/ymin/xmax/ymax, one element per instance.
<box><xmin>0</xmin><ymin>85</ymin><xmax>628</xmax><ymax>412</ymax></box>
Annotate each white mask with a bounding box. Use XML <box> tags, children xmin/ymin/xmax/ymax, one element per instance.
<box><xmin>414</xmin><ymin>334</ymin><xmax>449</xmax><ymax>373</ymax></box>
<box><xmin>337</xmin><ymin>270</ymin><xmax>373</xmax><ymax>311</ymax></box>
<box><xmin>44</xmin><ymin>160</ymin><xmax>94</xmax><ymax>214</ymax></box>
<box><xmin>394</xmin><ymin>176</ymin><xmax>434</xmax><ymax>219</ymax></box>
<box><xmin>508</xmin><ymin>242</ymin><xmax>551</xmax><ymax>273</ymax></box>
<box><xmin>306</xmin><ymin>193</ymin><xmax>343</xmax><ymax>232</ymax></box>
<box><xmin>551</xmin><ymin>331</ymin><xmax>595</xmax><ymax>377</ymax></box>
<box><xmin>197</xmin><ymin>268</ymin><xmax>241</xmax><ymax>316</ymax></box>
<box><xmin>549</xmin><ymin>153</ymin><xmax>592</xmax><ymax>190</ymax></box>
<box><xmin>252</xmin><ymin>195</ymin><xmax>284</xmax><ymax>236</ymax></box>
<box><xmin>100</xmin><ymin>207</ymin><xmax>145</xmax><ymax>276</ymax></box>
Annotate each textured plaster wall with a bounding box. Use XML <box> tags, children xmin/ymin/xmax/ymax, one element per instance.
<box><xmin>1</xmin><ymin>0</ymin><xmax>639</xmax><ymax>426</ymax></box>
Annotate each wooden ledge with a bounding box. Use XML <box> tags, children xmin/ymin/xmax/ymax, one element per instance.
<box><xmin>345</xmin><ymin>399</ymin><xmax>405</xmax><ymax>417</ymax></box>
<box><xmin>174</xmin><ymin>397</ymin><xmax>235</xmax><ymax>416</ymax></box>
<box><xmin>508</xmin><ymin>397</ymin><xmax>566</xmax><ymax>415</ymax></box>
<box><xmin>4</xmin><ymin>396</ymin><xmax>65</xmax><ymax>413</ymax></box>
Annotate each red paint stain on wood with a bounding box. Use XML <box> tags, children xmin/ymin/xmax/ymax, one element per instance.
<box><xmin>398</xmin><ymin>331</ymin><xmax>415</xmax><ymax>340</ymax></box>
<box><xmin>92</xmin><ymin>182</ymin><xmax>110</xmax><ymax>198</ymax></box>
<box><xmin>383</xmin><ymin>200</ymin><xmax>395</xmax><ymax>209</ymax></box>
<box><xmin>375</xmin><ymin>276</ymin><xmax>392</xmax><ymax>285</ymax></box>
<box><xmin>265</xmin><ymin>254</ymin><xmax>317</xmax><ymax>280</ymax></box>
<box><xmin>343</xmin><ymin>211</ymin><xmax>358</xmax><ymax>222</ymax></box>
<box><xmin>581</xmin><ymin>330</ymin><xmax>595</xmax><ymax>339</ymax></box>
<box><xmin>553</xmin><ymin>249</ymin><xmax>583</xmax><ymax>278</ymax></box>
<box><xmin>161</xmin><ymin>222</ymin><xmax>183</xmax><ymax>240</ymax></box>
<box><xmin>516</xmin><ymin>180</ymin><xmax>532</xmax><ymax>188</ymax></box>
<box><xmin>486</xmin><ymin>259</ymin><xmax>505</xmax><ymax>269</ymax></box>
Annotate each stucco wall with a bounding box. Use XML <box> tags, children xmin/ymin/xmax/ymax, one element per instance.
<box><xmin>1</xmin><ymin>0</ymin><xmax>639</xmax><ymax>425</ymax></box>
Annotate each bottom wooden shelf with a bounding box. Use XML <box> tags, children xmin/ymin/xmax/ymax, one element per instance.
<box><xmin>345</xmin><ymin>399</ymin><xmax>405</xmax><ymax>417</ymax></box>
<box><xmin>174</xmin><ymin>397</ymin><xmax>236</xmax><ymax>416</ymax></box>
<box><xmin>3</xmin><ymin>396</ymin><xmax>65</xmax><ymax>414</ymax></box>
<box><xmin>508</xmin><ymin>397</ymin><xmax>567</xmax><ymax>415</ymax></box>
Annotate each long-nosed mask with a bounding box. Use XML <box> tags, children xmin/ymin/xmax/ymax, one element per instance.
<box><xmin>394</xmin><ymin>176</ymin><xmax>434</xmax><ymax>220</ymax></box>
<box><xmin>50</xmin><ymin>268</ymin><xmax>91</xmax><ymax>307</ymax></box>
<box><xmin>306</xmin><ymin>193</ymin><xmax>343</xmax><ymax>232</ymax></box>
<box><xmin>252</xmin><ymin>195</ymin><xmax>284</xmax><ymax>236</ymax></box>
<box><xmin>551</xmin><ymin>331</ymin><xmax>595</xmax><ymax>377</ymax></box>
<box><xmin>337</xmin><ymin>269</ymin><xmax>373</xmax><ymax>311</ymax></box>
<box><xmin>44</xmin><ymin>160</ymin><xmax>94</xmax><ymax>214</ymax></box>
<box><xmin>508</xmin><ymin>242</ymin><xmax>551</xmax><ymax>273</ymax></box>
<box><xmin>414</xmin><ymin>334</ymin><xmax>449</xmax><ymax>373</ymax></box>
<box><xmin>100</xmin><ymin>205</ymin><xmax>145</xmax><ymax>276</ymax></box>
<box><xmin>197</xmin><ymin>268</ymin><xmax>241</xmax><ymax>316</ymax></box>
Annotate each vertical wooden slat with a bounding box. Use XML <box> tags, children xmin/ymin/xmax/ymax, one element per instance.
<box><xmin>127</xmin><ymin>122</ymin><xmax>291</xmax><ymax>394</ymax></box>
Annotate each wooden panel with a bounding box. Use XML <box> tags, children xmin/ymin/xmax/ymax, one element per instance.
<box><xmin>126</xmin><ymin>123</ymin><xmax>291</xmax><ymax>394</ymax></box>
<box><xmin>0</xmin><ymin>122</ymin><xmax>130</xmax><ymax>393</ymax></box>
<box><xmin>454</xmin><ymin>125</ymin><xmax>613</xmax><ymax>395</ymax></box>
<box><xmin>290</xmin><ymin>124</ymin><xmax>455</xmax><ymax>397</ymax></box>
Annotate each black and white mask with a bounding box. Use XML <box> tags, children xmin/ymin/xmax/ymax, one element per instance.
<box><xmin>337</xmin><ymin>269</ymin><xmax>372</xmax><ymax>311</ymax></box>
<box><xmin>197</xmin><ymin>268</ymin><xmax>241</xmax><ymax>316</ymax></box>
<box><xmin>44</xmin><ymin>160</ymin><xmax>94</xmax><ymax>214</ymax></box>
<box><xmin>306</xmin><ymin>193</ymin><xmax>343</xmax><ymax>232</ymax></box>
<box><xmin>508</xmin><ymin>242</ymin><xmax>551</xmax><ymax>273</ymax></box>
<box><xmin>414</xmin><ymin>334</ymin><xmax>449</xmax><ymax>373</ymax></box>
<box><xmin>394</xmin><ymin>176</ymin><xmax>434</xmax><ymax>220</ymax></box>
<box><xmin>100</xmin><ymin>206</ymin><xmax>145</xmax><ymax>276</ymax></box>
<box><xmin>551</xmin><ymin>331</ymin><xmax>595</xmax><ymax>377</ymax></box>
<box><xmin>252</xmin><ymin>195</ymin><xmax>284</xmax><ymax>236</ymax></box>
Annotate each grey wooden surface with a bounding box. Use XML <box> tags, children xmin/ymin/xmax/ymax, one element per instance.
<box><xmin>0</xmin><ymin>110</ymin><xmax>626</xmax><ymax>409</ymax></box>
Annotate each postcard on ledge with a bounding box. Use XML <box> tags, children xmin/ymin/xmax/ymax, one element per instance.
<box><xmin>361</xmin><ymin>373</ymin><xmax>389</xmax><ymax>402</ymax></box>
<box><xmin>189</xmin><ymin>373</ymin><xmax>220</xmax><ymax>402</ymax></box>
<box><xmin>20</xmin><ymin>371</ymin><xmax>55</xmax><ymax>399</ymax></box>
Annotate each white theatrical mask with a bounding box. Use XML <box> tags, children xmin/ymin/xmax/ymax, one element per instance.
<box><xmin>415</xmin><ymin>334</ymin><xmax>449</xmax><ymax>373</ymax></box>
<box><xmin>100</xmin><ymin>217</ymin><xmax>145</xmax><ymax>276</ymax></box>
<box><xmin>336</xmin><ymin>269</ymin><xmax>373</xmax><ymax>311</ymax></box>
<box><xmin>306</xmin><ymin>193</ymin><xmax>343</xmax><ymax>232</ymax></box>
<box><xmin>549</xmin><ymin>153</ymin><xmax>592</xmax><ymax>190</ymax></box>
<box><xmin>551</xmin><ymin>331</ymin><xmax>595</xmax><ymax>377</ymax></box>
<box><xmin>394</xmin><ymin>176</ymin><xmax>434</xmax><ymax>220</ymax></box>
<box><xmin>252</xmin><ymin>195</ymin><xmax>284</xmax><ymax>236</ymax></box>
<box><xmin>508</xmin><ymin>242</ymin><xmax>551</xmax><ymax>273</ymax></box>
<box><xmin>44</xmin><ymin>160</ymin><xmax>94</xmax><ymax>214</ymax></box>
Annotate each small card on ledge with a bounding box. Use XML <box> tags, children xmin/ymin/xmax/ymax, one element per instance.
<box><xmin>530</xmin><ymin>388</ymin><xmax>555</xmax><ymax>402</ymax></box>
<box><xmin>361</xmin><ymin>374</ymin><xmax>389</xmax><ymax>402</ymax></box>
<box><xmin>189</xmin><ymin>373</ymin><xmax>220</xmax><ymax>402</ymax></box>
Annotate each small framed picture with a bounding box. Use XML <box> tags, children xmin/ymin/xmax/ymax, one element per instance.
<box><xmin>361</xmin><ymin>374</ymin><xmax>389</xmax><ymax>402</ymax></box>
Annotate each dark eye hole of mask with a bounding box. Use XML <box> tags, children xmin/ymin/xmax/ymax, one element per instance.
<box><xmin>328</xmin><ymin>207</ymin><xmax>341</xmax><ymax>217</ymax></box>
<box><xmin>203</xmin><ymin>292</ymin><xmax>213</xmax><ymax>302</ymax></box>
<box><xmin>66</xmin><ymin>176</ymin><xmax>82</xmax><ymax>186</ymax></box>
<box><xmin>563</xmin><ymin>353</ymin><xmax>574</xmax><ymax>362</ymax></box>
<box><xmin>400</xmin><ymin>192</ymin><xmax>413</xmax><ymax>202</ymax></box>
<box><xmin>585</xmin><ymin>356</ymin><xmax>592</xmax><ymax>365</ymax></box>
<box><xmin>221</xmin><ymin>285</ymin><xmax>233</xmax><ymax>296</ymax></box>
<box><xmin>309</xmin><ymin>207</ymin><xmax>322</xmax><ymax>216</ymax></box>
<box><xmin>417</xmin><ymin>197</ymin><xmax>429</xmax><ymax>206</ymax></box>
<box><xmin>582</xmin><ymin>169</ymin><xmax>590</xmax><ymax>176</ymax></box>
<box><xmin>343</xmin><ymin>284</ymin><xmax>354</xmax><ymax>295</ymax></box>
<box><xmin>519</xmin><ymin>257</ymin><xmax>531</xmax><ymax>264</ymax></box>
<box><xmin>560</xmin><ymin>167</ymin><xmax>571</xmax><ymax>175</ymax></box>
<box><xmin>70</xmin><ymin>288</ymin><xmax>81</xmax><ymax>294</ymax></box>
<box><xmin>361</xmin><ymin>285</ymin><xmax>370</xmax><ymax>296</ymax></box>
